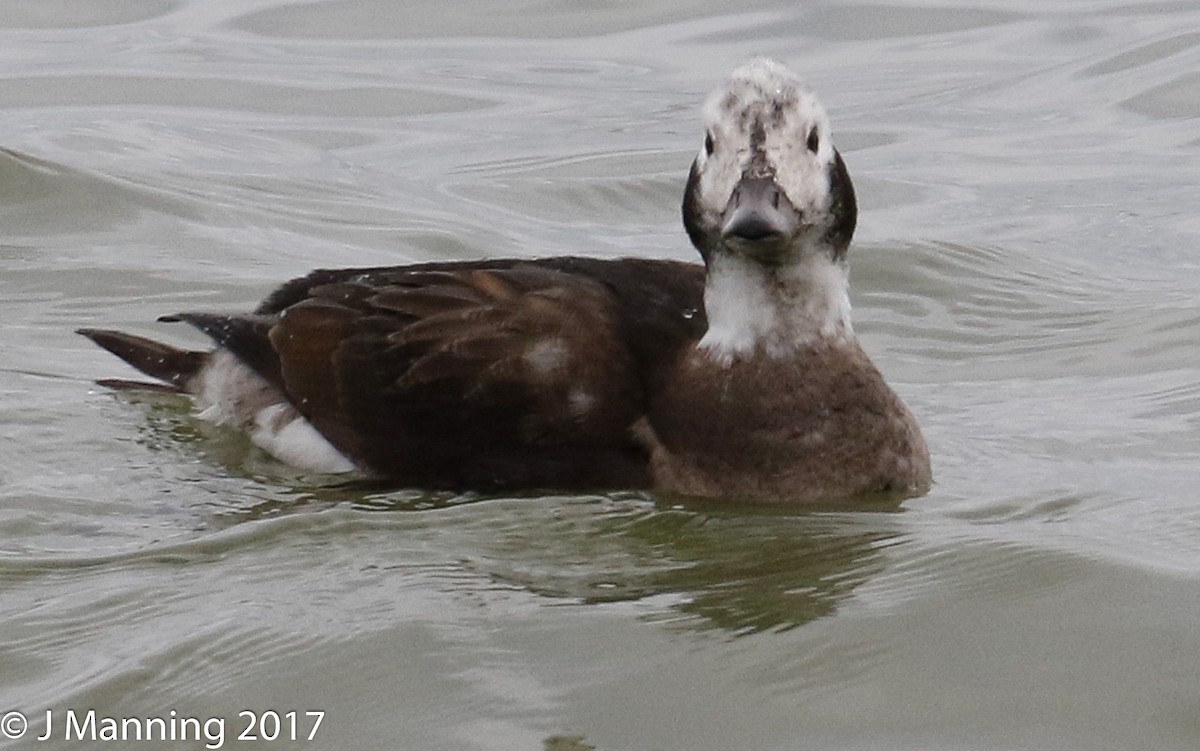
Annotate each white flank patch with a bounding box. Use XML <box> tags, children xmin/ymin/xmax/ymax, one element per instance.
<box><xmin>699</xmin><ymin>252</ymin><xmax>853</xmax><ymax>366</ymax></box>
<box><xmin>195</xmin><ymin>351</ymin><xmax>356</xmax><ymax>474</ymax></box>
<box><xmin>250</xmin><ymin>403</ymin><xmax>357</xmax><ymax>474</ymax></box>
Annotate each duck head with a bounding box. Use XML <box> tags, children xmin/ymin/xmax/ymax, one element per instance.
<box><xmin>682</xmin><ymin>58</ymin><xmax>856</xmax><ymax>267</ymax></box>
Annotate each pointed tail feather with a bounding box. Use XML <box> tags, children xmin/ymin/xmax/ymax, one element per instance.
<box><xmin>77</xmin><ymin>328</ymin><xmax>208</xmax><ymax>392</ymax></box>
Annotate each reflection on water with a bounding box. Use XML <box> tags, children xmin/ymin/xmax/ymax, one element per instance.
<box><xmin>211</xmin><ymin>482</ymin><xmax>898</xmax><ymax>636</ymax></box>
<box><xmin>614</xmin><ymin>511</ymin><xmax>895</xmax><ymax>634</ymax></box>
<box><xmin>440</xmin><ymin>502</ymin><xmax>897</xmax><ymax>636</ymax></box>
<box><xmin>115</xmin><ymin>391</ymin><xmax>901</xmax><ymax>636</ymax></box>
<box><xmin>4</xmin><ymin>0</ymin><xmax>1200</xmax><ymax>749</ymax></box>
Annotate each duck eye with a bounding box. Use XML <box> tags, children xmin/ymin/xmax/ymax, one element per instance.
<box><xmin>806</xmin><ymin>127</ymin><xmax>820</xmax><ymax>154</ymax></box>
<box><xmin>704</xmin><ymin>132</ymin><xmax>714</xmax><ymax>156</ymax></box>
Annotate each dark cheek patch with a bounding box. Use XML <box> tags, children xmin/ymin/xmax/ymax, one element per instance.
<box><xmin>681</xmin><ymin>160</ymin><xmax>715</xmax><ymax>264</ymax></box>
<box><xmin>824</xmin><ymin>150</ymin><xmax>858</xmax><ymax>259</ymax></box>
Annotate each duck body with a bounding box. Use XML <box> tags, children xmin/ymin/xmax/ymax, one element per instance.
<box><xmin>80</xmin><ymin>59</ymin><xmax>931</xmax><ymax>503</ymax></box>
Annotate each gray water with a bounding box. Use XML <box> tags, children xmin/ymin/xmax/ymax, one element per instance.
<box><xmin>3</xmin><ymin>1</ymin><xmax>1200</xmax><ymax>749</ymax></box>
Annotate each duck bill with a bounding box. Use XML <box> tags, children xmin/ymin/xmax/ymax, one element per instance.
<box><xmin>720</xmin><ymin>175</ymin><xmax>799</xmax><ymax>261</ymax></box>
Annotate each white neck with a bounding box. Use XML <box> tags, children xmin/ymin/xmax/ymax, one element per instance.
<box><xmin>698</xmin><ymin>250</ymin><xmax>854</xmax><ymax>366</ymax></box>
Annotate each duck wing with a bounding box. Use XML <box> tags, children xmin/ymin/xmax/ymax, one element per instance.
<box><xmin>173</xmin><ymin>258</ymin><xmax>706</xmax><ymax>490</ymax></box>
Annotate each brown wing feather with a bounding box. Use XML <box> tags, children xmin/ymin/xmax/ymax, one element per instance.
<box><xmin>154</xmin><ymin>257</ymin><xmax>707</xmax><ymax>490</ymax></box>
<box><xmin>265</xmin><ymin>298</ymin><xmax>368</xmax><ymax>455</ymax></box>
<box><xmin>256</xmin><ymin>263</ymin><xmax>650</xmax><ymax>488</ymax></box>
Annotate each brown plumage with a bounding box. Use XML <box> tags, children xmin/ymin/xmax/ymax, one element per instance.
<box><xmin>79</xmin><ymin>59</ymin><xmax>932</xmax><ymax>503</ymax></box>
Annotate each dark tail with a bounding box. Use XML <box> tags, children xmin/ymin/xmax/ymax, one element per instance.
<box><xmin>77</xmin><ymin>328</ymin><xmax>208</xmax><ymax>393</ymax></box>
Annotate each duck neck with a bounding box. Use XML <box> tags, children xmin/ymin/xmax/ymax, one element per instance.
<box><xmin>698</xmin><ymin>249</ymin><xmax>854</xmax><ymax>366</ymax></box>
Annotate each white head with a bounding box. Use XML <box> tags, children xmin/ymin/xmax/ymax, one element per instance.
<box><xmin>683</xmin><ymin>59</ymin><xmax>859</xmax><ymax>364</ymax></box>
<box><xmin>683</xmin><ymin>57</ymin><xmax>856</xmax><ymax>266</ymax></box>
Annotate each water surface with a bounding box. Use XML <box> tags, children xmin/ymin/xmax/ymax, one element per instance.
<box><xmin>3</xmin><ymin>1</ymin><xmax>1200</xmax><ymax>749</ymax></box>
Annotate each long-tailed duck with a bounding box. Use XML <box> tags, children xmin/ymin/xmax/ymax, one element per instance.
<box><xmin>79</xmin><ymin>58</ymin><xmax>931</xmax><ymax>503</ymax></box>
